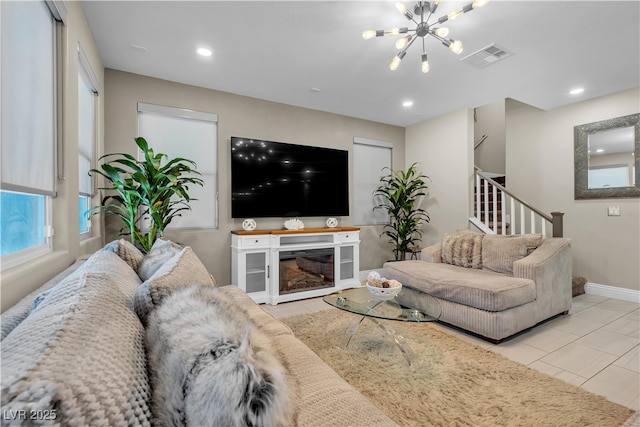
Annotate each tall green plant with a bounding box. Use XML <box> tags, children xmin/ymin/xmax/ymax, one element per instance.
<box><xmin>89</xmin><ymin>137</ymin><xmax>204</xmax><ymax>252</ymax></box>
<box><xmin>374</xmin><ymin>163</ymin><xmax>430</xmax><ymax>261</ymax></box>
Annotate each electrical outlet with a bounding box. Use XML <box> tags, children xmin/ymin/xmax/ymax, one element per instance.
<box><xmin>607</xmin><ymin>206</ymin><xmax>621</xmax><ymax>216</ymax></box>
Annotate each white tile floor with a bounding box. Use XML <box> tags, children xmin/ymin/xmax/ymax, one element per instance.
<box><xmin>262</xmin><ymin>293</ymin><xmax>640</xmax><ymax>412</ymax></box>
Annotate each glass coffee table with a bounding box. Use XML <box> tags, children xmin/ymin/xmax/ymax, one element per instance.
<box><xmin>323</xmin><ymin>286</ymin><xmax>441</xmax><ymax>366</ymax></box>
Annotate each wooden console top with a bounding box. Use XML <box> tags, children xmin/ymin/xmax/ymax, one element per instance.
<box><xmin>232</xmin><ymin>226</ymin><xmax>360</xmax><ymax>236</ymax></box>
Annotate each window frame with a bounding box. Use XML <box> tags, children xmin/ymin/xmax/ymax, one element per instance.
<box><xmin>0</xmin><ymin>1</ymin><xmax>64</xmax><ymax>269</ymax></box>
<box><xmin>77</xmin><ymin>43</ymin><xmax>99</xmax><ymax>239</ymax></box>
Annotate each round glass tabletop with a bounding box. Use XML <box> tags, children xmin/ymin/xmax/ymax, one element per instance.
<box><xmin>323</xmin><ymin>286</ymin><xmax>441</xmax><ymax>322</ymax></box>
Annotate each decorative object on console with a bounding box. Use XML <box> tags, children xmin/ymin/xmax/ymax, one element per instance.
<box><xmin>242</xmin><ymin>218</ymin><xmax>257</xmax><ymax>231</ymax></box>
<box><xmin>363</xmin><ymin>0</ymin><xmax>489</xmax><ymax>73</ymax></box>
<box><xmin>89</xmin><ymin>137</ymin><xmax>203</xmax><ymax>252</ymax></box>
<box><xmin>374</xmin><ymin>162</ymin><xmax>431</xmax><ymax>261</ymax></box>
<box><xmin>326</xmin><ymin>217</ymin><xmax>338</xmax><ymax>228</ymax></box>
<box><xmin>284</xmin><ymin>218</ymin><xmax>304</xmax><ymax>230</ymax></box>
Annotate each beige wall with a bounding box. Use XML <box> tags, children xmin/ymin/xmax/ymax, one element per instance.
<box><xmin>506</xmin><ymin>88</ymin><xmax>640</xmax><ymax>291</ymax></box>
<box><xmin>474</xmin><ymin>99</ymin><xmax>506</xmax><ymax>175</ymax></box>
<box><xmin>103</xmin><ymin>69</ymin><xmax>405</xmax><ymax>283</ymax></box>
<box><xmin>1</xmin><ymin>2</ymin><xmax>105</xmax><ymax>311</ymax></box>
<box><xmin>405</xmin><ymin>108</ymin><xmax>475</xmax><ymax>247</ymax></box>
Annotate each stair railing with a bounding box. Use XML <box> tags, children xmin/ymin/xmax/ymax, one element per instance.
<box><xmin>472</xmin><ymin>167</ymin><xmax>564</xmax><ymax>237</ymax></box>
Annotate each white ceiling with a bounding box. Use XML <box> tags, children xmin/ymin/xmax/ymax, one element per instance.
<box><xmin>81</xmin><ymin>1</ymin><xmax>640</xmax><ymax>128</ymax></box>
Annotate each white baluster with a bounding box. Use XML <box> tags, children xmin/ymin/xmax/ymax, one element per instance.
<box><xmin>492</xmin><ymin>185</ymin><xmax>498</xmax><ymax>233</ymax></box>
<box><xmin>501</xmin><ymin>190</ymin><xmax>506</xmax><ymax>235</ymax></box>
<box><xmin>531</xmin><ymin>211</ymin><xmax>536</xmax><ymax>234</ymax></box>
<box><xmin>484</xmin><ymin>179</ymin><xmax>489</xmax><ymax>227</ymax></box>
<box><xmin>510</xmin><ymin>198</ymin><xmax>516</xmax><ymax>235</ymax></box>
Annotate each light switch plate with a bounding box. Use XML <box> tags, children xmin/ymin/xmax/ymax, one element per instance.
<box><xmin>607</xmin><ymin>206</ymin><xmax>621</xmax><ymax>216</ymax></box>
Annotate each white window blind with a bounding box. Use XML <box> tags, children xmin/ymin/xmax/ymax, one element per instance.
<box><xmin>137</xmin><ymin>103</ymin><xmax>218</xmax><ymax>229</ymax></box>
<box><xmin>353</xmin><ymin>137</ymin><xmax>393</xmax><ymax>226</ymax></box>
<box><xmin>78</xmin><ymin>55</ymin><xmax>97</xmax><ymax>197</ymax></box>
<box><xmin>1</xmin><ymin>0</ymin><xmax>57</xmax><ymax>197</ymax></box>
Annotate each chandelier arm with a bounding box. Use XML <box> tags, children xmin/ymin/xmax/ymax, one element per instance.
<box><xmin>462</xmin><ymin>3</ymin><xmax>475</xmax><ymax>14</ymax></box>
<box><xmin>430</xmin><ymin>1</ymin><xmax>439</xmax><ymax>15</ymax></box>
<box><xmin>429</xmin><ymin>32</ymin><xmax>447</xmax><ymax>45</ymax></box>
<box><xmin>401</xmin><ymin>34</ymin><xmax>420</xmax><ymax>54</ymax></box>
<box><xmin>401</xmin><ymin>9</ymin><xmax>420</xmax><ymax>26</ymax></box>
<box><xmin>421</xmin><ymin>1</ymin><xmax>435</xmax><ymax>24</ymax></box>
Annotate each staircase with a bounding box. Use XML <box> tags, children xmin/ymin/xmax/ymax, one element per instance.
<box><xmin>474</xmin><ymin>173</ymin><xmax>508</xmax><ymax>233</ymax></box>
<box><xmin>470</xmin><ymin>167</ymin><xmax>564</xmax><ymax>237</ymax></box>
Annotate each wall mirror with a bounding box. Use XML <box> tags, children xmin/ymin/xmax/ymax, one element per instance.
<box><xmin>574</xmin><ymin>113</ymin><xmax>639</xmax><ymax>199</ymax></box>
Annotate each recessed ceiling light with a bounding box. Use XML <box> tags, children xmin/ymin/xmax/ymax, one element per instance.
<box><xmin>197</xmin><ymin>47</ymin><xmax>212</xmax><ymax>57</ymax></box>
<box><xmin>569</xmin><ymin>88</ymin><xmax>584</xmax><ymax>95</ymax></box>
<box><xmin>402</xmin><ymin>100</ymin><xmax>414</xmax><ymax>107</ymax></box>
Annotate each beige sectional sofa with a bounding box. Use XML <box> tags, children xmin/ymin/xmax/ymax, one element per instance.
<box><xmin>383</xmin><ymin>230</ymin><xmax>572</xmax><ymax>343</ymax></box>
<box><xmin>1</xmin><ymin>240</ymin><xmax>396</xmax><ymax>427</ymax></box>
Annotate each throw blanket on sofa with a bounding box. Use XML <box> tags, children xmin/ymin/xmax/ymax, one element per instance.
<box><xmin>146</xmin><ymin>284</ymin><xmax>298</xmax><ymax>427</ymax></box>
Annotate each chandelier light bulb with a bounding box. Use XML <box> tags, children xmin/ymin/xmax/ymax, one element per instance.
<box><xmin>421</xmin><ymin>54</ymin><xmax>430</xmax><ymax>73</ymax></box>
<box><xmin>390</xmin><ymin>56</ymin><xmax>402</xmax><ymax>71</ymax></box>
<box><xmin>395</xmin><ymin>36</ymin><xmax>411</xmax><ymax>50</ymax></box>
<box><xmin>447</xmin><ymin>10</ymin><xmax>462</xmax><ymax>20</ymax></box>
<box><xmin>395</xmin><ymin>2</ymin><xmax>408</xmax><ymax>14</ymax></box>
<box><xmin>472</xmin><ymin>0</ymin><xmax>489</xmax><ymax>8</ymax></box>
<box><xmin>362</xmin><ymin>30</ymin><xmax>377</xmax><ymax>39</ymax></box>
<box><xmin>449</xmin><ymin>40</ymin><xmax>463</xmax><ymax>54</ymax></box>
<box><xmin>390</xmin><ymin>51</ymin><xmax>406</xmax><ymax>71</ymax></box>
<box><xmin>388</xmin><ymin>27</ymin><xmax>401</xmax><ymax>36</ymax></box>
<box><xmin>434</xmin><ymin>27</ymin><xmax>449</xmax><ymax>37</ymax></box>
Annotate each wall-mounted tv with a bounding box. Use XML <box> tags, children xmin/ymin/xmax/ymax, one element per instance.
<box><xmin>231</xmin><ymin>137</ymin><xmax>349</xmax><ymax>218</ymax></box>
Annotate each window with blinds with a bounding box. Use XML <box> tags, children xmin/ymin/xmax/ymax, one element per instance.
<box><xmin>353</xmin><ymin>137</ymin><xmax>393</xmax><ymax>226</ymax></box>
<box><xmin>137</xmin><ymin>103</ymin><xmax>218</xmax><ymax>230</ymax></box>
<box><xmin>78</xmin><ymin>44</ymin><xmax>99</xmax><ymax>237</ymax></box>
<box><xmin>0</xmin><ymin>1</ymin><xmax>63</xmax><ymax>266</ymax></box>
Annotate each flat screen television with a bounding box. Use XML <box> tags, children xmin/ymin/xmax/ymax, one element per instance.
<box><xmin>231</xmin><ymin>137</ymin><xmax>349</xmax><ymax>218</ymax></box>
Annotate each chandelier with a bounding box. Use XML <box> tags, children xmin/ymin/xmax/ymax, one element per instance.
<box><xmin>363</xmin><ymin>0</ymin><xmax>489</xmax><ymax>73</ymax></box>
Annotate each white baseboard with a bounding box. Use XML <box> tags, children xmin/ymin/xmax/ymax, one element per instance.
<box><xmin>584</xmin><ymin>282</ymin><xmax>640</xmax><ymax>303</ymax></box>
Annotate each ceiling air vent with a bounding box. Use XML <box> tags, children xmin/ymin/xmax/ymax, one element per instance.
<box><xmin>461</xmin><ymin>44</ymin><xmax>513</xmax><ymax>69</ymax></box>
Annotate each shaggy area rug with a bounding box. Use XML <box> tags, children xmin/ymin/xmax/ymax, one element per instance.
<box><xmin>283</xmin><ymin>309</ymin><xmax>636</xmax><ymax>427</ymax></box>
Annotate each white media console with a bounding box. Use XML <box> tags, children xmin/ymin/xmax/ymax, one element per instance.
<box><xmin>231</xmin><ymin>227</ymin><xmax>360</xmax><ymax>305</ymax></box>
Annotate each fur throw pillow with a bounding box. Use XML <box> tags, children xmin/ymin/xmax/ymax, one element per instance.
<box><xmin>146</xmin><ymin>284</ymin><xmax>297</xmax><ymax>427</ymax></box>
<box><xmin>441</xmin><ymin>230</ymin><xmax>484</xmax><ymax>269</ymax></box>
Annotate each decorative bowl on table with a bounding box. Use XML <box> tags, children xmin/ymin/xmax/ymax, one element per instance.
<box><xmin>365</xmin><ymin>272</ymin><xmax>402</xmax><ymax>300</ymax></box>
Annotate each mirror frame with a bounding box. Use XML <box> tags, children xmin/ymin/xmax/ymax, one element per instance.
<box><xmin>574</xmin><ymin>113</ymin><xmax>640</xmax><ymax>199</ymax></box>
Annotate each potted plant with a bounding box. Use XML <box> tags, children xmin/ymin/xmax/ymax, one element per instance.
<box><xmin>89</xmin><ymin>137</ymin><xmax>204</xmax><ymax>252</ymax></box>
<box><xmin>374</xmin><ymin>163</ymin><xmax>430</xmax><ymax>261</ymax></box>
